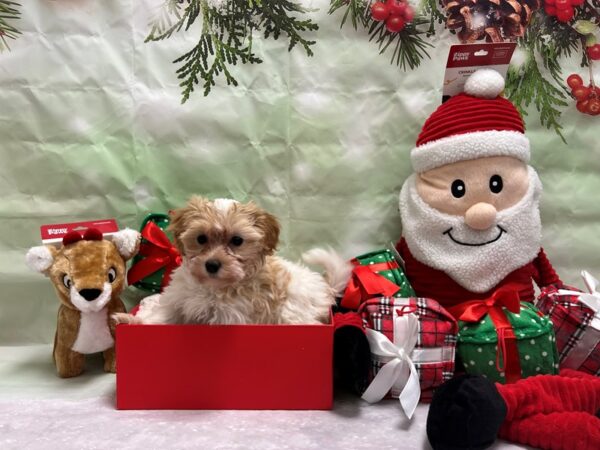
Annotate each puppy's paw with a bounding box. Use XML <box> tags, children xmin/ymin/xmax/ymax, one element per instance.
<box><xmin>112</xmin><ymin>312</ymin><xmax>142</xmax><ymax>325</ymax></box>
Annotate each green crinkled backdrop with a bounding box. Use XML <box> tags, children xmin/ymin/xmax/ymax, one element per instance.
<box><xmin>1</xmin><ymin>0</ymin><xmax>599</xmax><ymax>345</ymax></box>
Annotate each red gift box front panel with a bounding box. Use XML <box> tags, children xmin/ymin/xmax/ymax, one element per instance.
<box><xmin>116</xmin><ymin>321</ymin><xmax>333</xmax><ymax>410</ymax></box>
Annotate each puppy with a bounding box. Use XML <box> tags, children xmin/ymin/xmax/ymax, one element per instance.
<box><xmin>114</xmin><ymin>197</ymin><xmax>352</xmax><ymax>325</ymax></box>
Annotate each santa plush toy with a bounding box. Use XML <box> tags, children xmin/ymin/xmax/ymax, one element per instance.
<box><xmin>394</xmin><ymin>69</ymin><xmax>600</xmax><ymax>450</ymax></box>
<box><xmin>397</xmin><ymin>68</ymin><xmax>560</xmax><ymax>306</ymax></box>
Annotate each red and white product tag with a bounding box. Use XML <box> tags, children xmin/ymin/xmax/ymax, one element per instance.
<box><xmin>40</xmin><ymin>219</ymin><xmax>119</xmax><ymax>246</ymax></box>
<box><xmin>443</xmin><ymin>43</ymin><xmax>517</xmax><ymax>101</ymax></box>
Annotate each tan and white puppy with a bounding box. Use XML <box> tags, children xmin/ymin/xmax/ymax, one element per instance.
<box><xmin>115</xmin><ymin>197</ymin><xmax>352</xmax><ymax>325</ymax></box>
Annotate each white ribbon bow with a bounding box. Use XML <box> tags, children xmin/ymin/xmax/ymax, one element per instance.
<box><xmin>361</xmin><ymin>314</ymin><xmax>420</xmax><ymax>419</ymax></box>
<box><xmin>558</xmin><ymin>270</ymin><xmax>600</xmax><ymax>331</ymax></box>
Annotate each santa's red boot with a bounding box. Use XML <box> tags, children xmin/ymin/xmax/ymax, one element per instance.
<box><xmin>427</xmin><ymin>370</ymin><xmax>600</xmax><ymax>450</ymax></box>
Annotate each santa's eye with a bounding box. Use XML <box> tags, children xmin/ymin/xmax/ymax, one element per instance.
<box><xmin>108</xmin><ymin>267</ymin><xmax>117</xmax><ymax>283</ymax></box>
<box><xmin>451</xmin><ymin>179</ymin><xmax>466</xmax><ymax>198</ymax></box>
<box><xmin>489</xmin><ymin>175</ymin><xmax>503</xmax><ymax>194</ymax></box>
<box><xmin>230</xmin><ymin>236</ymin><xmax>244</xmax><ymax>246</ymax></box>
<box><xmin>196</xmin><ymin>235</ymin><xmax>208</xmax><ymax>244</ymax></box>
<box><xmin>62</xmin><ymin>274</ymin><xmax>72</xmax><ymax>289</ymax></box>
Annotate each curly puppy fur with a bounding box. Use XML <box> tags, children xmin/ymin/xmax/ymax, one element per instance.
<box><xmin>115</xmin><ymin>197</ymin><xmax>352</xmax><ymax>325</ymax></box>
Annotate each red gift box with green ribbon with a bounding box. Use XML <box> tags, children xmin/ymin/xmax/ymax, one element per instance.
<box><xmin>449</xmin><ymin>283</ymin><xmax>559</xmax><ymax>384</ymax></box>
<box><xmin>340</xmin><ymin>249</ymin><xmax>415</xmax><ymax>310</ymax></box>
<box><xmin>127</xmin><ymin>213</ymin><xmax>181</xmax><ymax>293</ymax></box>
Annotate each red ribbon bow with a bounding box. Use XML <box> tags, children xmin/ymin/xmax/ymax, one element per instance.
<box><xmin>340</xmin><ymin>261</ymin><xmax>401</xmax><ymax>310</ymax></box>
<box><xmin>127</xmin><ymin>221</ymin><xmax>182</xmax><ymax>291</ymax></box>
<box><xmin>448</xmin><ymin>283</ymin><xmax>525</xmax><ymax>384</ymax></box>
<box><xmin>448</xmin><ymin>282</ymin><xmax>522</xmax><ymax>323</ymax></box>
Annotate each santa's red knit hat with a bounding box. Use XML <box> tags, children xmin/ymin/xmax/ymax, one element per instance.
<box><xmin>411</xmin><ymin>69</ymin><xmax>530</xmax><ymax>173</ymax></box>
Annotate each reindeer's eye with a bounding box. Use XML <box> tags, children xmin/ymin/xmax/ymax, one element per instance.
<box><xmin>62</xmin><ymin>274</ymin><xmax>72</xmax><ymax>289</ymax></box>
<box><xmin>108</xmin><ymin>267</ymin><xmax>117</xmax><ymax>283</ymax></box>
<box><xmin>230</xmin><ymin>236</ymin><xmax>244</xmax><ymax>246</ymax></box>
<box><xmin>196</xmin><ymin>234</ymin><xmax>208</xmax><ymax>245</ymax></box>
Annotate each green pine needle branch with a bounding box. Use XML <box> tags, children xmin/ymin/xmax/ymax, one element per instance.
<box><xmin>505</xmin><ymin>14</ymin><xmax>584</xmax><ymax>143</ymax></box>
<box><xmin>420</xmin><ymin>0</ymin><xmax>445</xmax><ymax>36</ymax></box>
<box><xmin>329</xmin><ymin>0</ymin><xmax>433</xmax><ymax>70</ymax></box>
<box><xmin>147</xmin><ymin>0</ymin><xmax>318</xmax><ymax>102</ymax></box>
<box><xmin>0</xmin><ymin>0</ymin><xmax>21</xmax><ymax>52</ymax></box>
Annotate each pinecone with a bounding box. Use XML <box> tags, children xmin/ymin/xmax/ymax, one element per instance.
<box><xmin>441</xmin><ymin>0</ymin><xmax>541</xmax><ymax>43</ymax></box>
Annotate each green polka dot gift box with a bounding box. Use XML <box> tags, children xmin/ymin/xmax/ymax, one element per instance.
<box><xmin>448</xmin><ymin>283</ymin><xmax>559</xmax><ymax>384</ymax></box>
<box><xmin>340</xmin><ymin>249</ymin><xmax>416</xmax><ymax>310</ymax></box>
<box><xmin>127</xmin><ymin>213</ymin><xmax>181</xmax><ymax>293</ymax></box>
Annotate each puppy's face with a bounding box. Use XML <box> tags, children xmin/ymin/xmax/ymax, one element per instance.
<box><xmin>168</xmin><ymin>197</ymin><xmax>280</xmax><ymax>288</ymax></box>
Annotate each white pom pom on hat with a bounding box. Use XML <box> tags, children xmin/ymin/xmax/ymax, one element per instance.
<box><xmin>464</xmin><ymin>68</ymin><xmax>506</xmax><ymax>99</ymax></box>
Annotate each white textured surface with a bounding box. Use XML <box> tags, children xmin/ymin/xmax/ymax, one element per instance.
<box><xmin>464</xmin><ymin>69</ymin><xmax>505</xmax><ymax>99</ymax></box>
<box><xmin>0</xmin><ymin>346</ymin><xmax>528</xmax><ymax>450</ymax></box>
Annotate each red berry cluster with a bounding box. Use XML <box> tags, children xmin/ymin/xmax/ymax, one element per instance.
<box><xmin>567</xmin><ymin>74</ymin><xmax>600</xmax><ymax>116</ymax></box>
<box><xmin>587</xmin><ymin>44</ymin><xmax>600</xmax><ymax>61</ymax></box>
<box><xmin>543</xmin><ymin>0</ymin><xmax>584</xmax><ymax>23</ymax></box>
<box><xmin>370</xmin><ymin>0</ymin><xmax>415</xmax><ymax>33</ymax></box>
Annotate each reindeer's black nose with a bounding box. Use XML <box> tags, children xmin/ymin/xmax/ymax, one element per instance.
<box><xmin>205</xmin><ymin>260</ymin><xmax>221</xmax><ymax>274</ymax></box>
<box><xmin>79</xmin><ymin>289</ymin><xmax>102</xmax><ymax>301</ymax></box>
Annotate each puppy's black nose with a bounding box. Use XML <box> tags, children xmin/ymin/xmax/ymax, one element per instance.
<box><xmin>79</xmin><ymin>289</ymin><xmax>102</xmax><ymax>301</ymax></box>
<box><xmin>205</xmin><ymin>260</ymin><xmax>222</xmax><ymax>274</ymax></box>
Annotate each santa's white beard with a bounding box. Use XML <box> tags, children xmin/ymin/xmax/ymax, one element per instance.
<box><xmin>399</xmin><ymin>166</ymin><xmax>543</xmax><ymax>293</ymax></box>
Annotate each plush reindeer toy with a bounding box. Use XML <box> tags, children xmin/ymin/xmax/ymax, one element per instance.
<box><xmin>26</xmin><ymin>228</ymin><xmax>140</xmax><ymax>377</ymax></box>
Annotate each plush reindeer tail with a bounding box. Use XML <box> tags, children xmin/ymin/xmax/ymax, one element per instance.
<box><xmin>302</xmin><ymin>248</ymin><xmax>353</xmax><ymax>295</ymax></box>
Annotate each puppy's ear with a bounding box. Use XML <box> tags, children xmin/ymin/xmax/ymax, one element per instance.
<box><xmin>253</xmin><ymin>207</ymin><xmax>280</xmax><ymax>255</ymax></box>
<box><xmin>168</xmin><ymin>206</ymin><xmax>189</xmax><ymax>255</ymax></box>
<box><xmin>168</xmin><ymin>196</ymin><xmax>209</xmax><ymax>254</ymax></box>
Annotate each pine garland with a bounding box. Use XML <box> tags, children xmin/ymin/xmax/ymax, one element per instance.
<box><xmin>146</xmin><ymin>0</ymin><xmax>599</xmax><ymax>135</ymax></box>
<box><xmin>146</xmin><ymin>0</ymin><xmax>318</xmax><ymax>102</ymax></box>
<box><xmin>0</xmin><ymin>0</ymin><xmax>21</xmax><ymax>52</ymax></box>
<box><xmin>329</xmin><ymin>0</ymin><xmax>600</xmax><ymax>140</ymax></box>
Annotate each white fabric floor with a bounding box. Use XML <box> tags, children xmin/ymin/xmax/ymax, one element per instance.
<box><xmin>0</xmin><ymin>346</ymin><xmax>528</xmax><ymax>450</ymax></box>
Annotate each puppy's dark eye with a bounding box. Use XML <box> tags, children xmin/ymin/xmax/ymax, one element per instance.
<box><xmin>451</xmin><ymin>179</ymin><xmax>466</xmax><ymax>198</ymax></box>
<box><xmin>62</xmin><ymin>274</ymin><xmax>72</xmax><ymax>289</ymax></box>
<box><xmin>489</xmin><ymin>174</ymin><xmax>503</xmax><ymax>194</ymax></box>
<box><xmin>108</xmin><ymin>267</ymin><xmax>116</xmax><ymax>283</ymax></box>
<box><xmin>230</xmin><ymin>236</ymin><xmax>244</xmax><ymax>246</ymax></box>
<box><xmin>196</xmin><ymin>235</ymin><xmax>208</xmax><ymax>245</ymax></box>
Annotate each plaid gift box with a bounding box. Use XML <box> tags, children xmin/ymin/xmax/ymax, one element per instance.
<box><xmin>340</xmin><ymin>249</ymin><xmax>415</xmax><ymax>310</ymax></box>
<box><xmin>127</xmin><ymin>213</ymin><xmax>181</xmax><ymax>293</ymax></box>
<box><xmin>359</xmin><ymin>296</ymin><xmax>457</xmax><ymax>415</ymax></box>
<box><xmin>536</xmin><ymin>271</ymin><xmax>600</xmax><ymax>375</ymax></box>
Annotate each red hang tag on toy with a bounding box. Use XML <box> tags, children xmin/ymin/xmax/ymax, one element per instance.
<box><xmin>40</xmin><ymin>219</ymin><xmax>119</xmax><ymax>247</ymax></box>
<box><xmin>443</xmin><ymin>43</ymin><xmax>517</xmax><ymax>102</ymax></box>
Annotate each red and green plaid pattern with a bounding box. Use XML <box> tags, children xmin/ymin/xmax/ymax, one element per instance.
<box><xmin>536</xmin><ymin>285</ymin><xmax>600</xmax><ymax>375</ymax></box>
<box><xmin>360</xmin><ymin>297</ymin><xmax>458</xmax><ymax>402</ymax></box>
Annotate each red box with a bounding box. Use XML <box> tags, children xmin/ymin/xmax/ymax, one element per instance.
<box><xmin>116</xmin><ymin>318</ymin><xmax>334</xmax><ymax>410</ymax></box>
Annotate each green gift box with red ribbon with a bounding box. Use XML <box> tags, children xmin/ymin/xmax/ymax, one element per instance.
<box><xmin>127</xmin><ymin>213</ymin><xmax>182</xmax><ymax>293</ymax></box>
<box><xmin>340</xmin><ymin>249</ymin><xmax>415</xmax><ymax>310</ymax></box>
<box><xmin>449</xmin><ymin>283</ymin><xmax>559</xmax><ymax>384</ymax></box>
